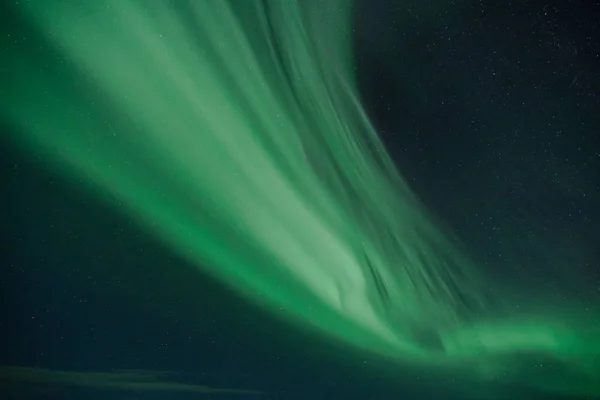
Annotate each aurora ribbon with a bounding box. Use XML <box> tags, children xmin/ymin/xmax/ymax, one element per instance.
<box><xmin>2</xmin><ymin>0</ymin><xmax>598</xmax><ymax>397</ymax></box>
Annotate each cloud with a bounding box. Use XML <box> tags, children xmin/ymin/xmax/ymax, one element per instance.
<box><xmin>0</xmin><ymin>365</ymin><xmax>265</xmax><ymax>397</ymax></box>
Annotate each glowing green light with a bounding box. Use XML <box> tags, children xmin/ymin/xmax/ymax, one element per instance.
<box><xmin>2</xmin><ymin>0</ymin><xmax>598</xmax><ymax>397</ymax></box>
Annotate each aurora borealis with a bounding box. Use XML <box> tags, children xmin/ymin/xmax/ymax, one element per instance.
<box><xmin>1</xmin><ymin>0</ymin><xmax>599</xmax><ymax>398</ymax></box>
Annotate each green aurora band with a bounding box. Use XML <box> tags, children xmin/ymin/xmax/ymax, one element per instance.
<box><xmin>2</xmin><ymin>0</ymin><xmax>599</xmax><ymax>397</ymax></box>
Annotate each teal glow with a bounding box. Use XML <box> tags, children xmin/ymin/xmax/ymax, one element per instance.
<box><xmin>2</xmin><ymin>0</ymin><xmax>598</xmax><ymax>397</ymax></box>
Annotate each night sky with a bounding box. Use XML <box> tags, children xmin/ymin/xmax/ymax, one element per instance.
<box><xmin>355</xmin><ymin>0</ymin><xmax>600</xmax><ymax>304</ymax></box>
<box><xmin>2</xmin><ymin>1</ymin><xmax>599</xmax><ymax>399</ymax></box>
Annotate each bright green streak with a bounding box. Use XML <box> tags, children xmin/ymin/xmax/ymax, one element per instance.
<box><xmin>2</xmin><ymin>0</ymin><xmax>599</xmax><ymax>397</ymax></box>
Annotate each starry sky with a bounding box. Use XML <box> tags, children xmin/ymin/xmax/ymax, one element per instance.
<box><xmin>1</xmin><ymin>1</ymin><xmax>599</xmax><ymax>399</ymax></box>
<box><xmin>355</xmin><ymin>0</ymin><xmax>600</xmax><ymax>306</ymax></box>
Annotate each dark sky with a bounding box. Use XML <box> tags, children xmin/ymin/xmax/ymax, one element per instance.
<box><xmin>2</xmin><ymin>1</ymin><xmax>599</xmax><ymax>399</ymax></box>
<box><xmin>355</xmin><ymin>0</ymin><xmax>600</xmax><ymax>303</ymax></box>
